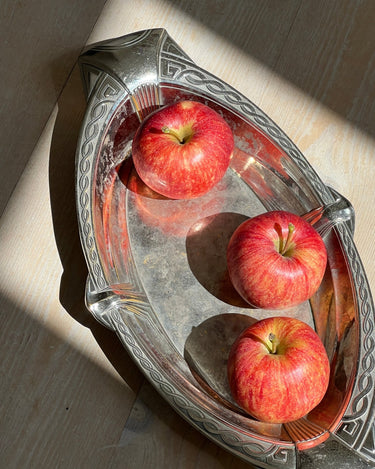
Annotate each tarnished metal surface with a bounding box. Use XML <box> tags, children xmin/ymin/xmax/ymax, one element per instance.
<box><xmin>75</xmin><ymin>29</ymin><xmax>375</xmax><ymax>468</ymax></box>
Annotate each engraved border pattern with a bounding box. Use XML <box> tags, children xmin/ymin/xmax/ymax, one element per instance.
<box><xmin>76</xmin><ymin>74</ymin><xmax>125</xmax><ymax>290</ymax></box>
<box><xmin>159</xmin><ymin>51</ymin><xmax>330</xmax><ymax>205</ymax></box>
<box><xmin>333</xmin><ymin>223</ymin><xmax>375</xmax><ymax>462</ymax></box>
<box><xmin>159</xmin><ymin>36</ymin><xmax>375</xmax><ymax>461</ymax></box>
<box><xmin>76</xmin><ymin>29</ymin><xmax>375</xmax><ymax>467</ymax></box>
<box><xmin>109</xmin><ymin>307</ymin><xmax>295</xmax><ymax>468</ymax></box>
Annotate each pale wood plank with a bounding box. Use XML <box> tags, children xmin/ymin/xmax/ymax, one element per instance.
<box><xmin>1</xmin><ymin>0</ymin><xmax>375</xmax><ymax>468</ymax></box>
<box><xmin>0</xmin><ymin>66</ymin><xmax>144</xmax><ymax>468</ymax></box>
<box><xmin>0</xmin><ymin>0</ymin><xmax>107</xmax><ymax>215</ymax></box>
<box><xmin>108</xmin><ymin>380</ymin><xmax>255</xmax><ymax>469</ymax></box>
<box><xmin>254</xmin><ymin>0</ymin><xmax>375</xmax><ymax>293</ymax></box>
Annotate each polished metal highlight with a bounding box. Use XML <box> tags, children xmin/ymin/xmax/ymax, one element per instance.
<box><xmin>75</xmin><ymin>29</ymin><xmax>375</xmax><ymax>468</ymax></box>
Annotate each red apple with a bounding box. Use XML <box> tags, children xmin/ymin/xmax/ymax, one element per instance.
<box><xmin>227</xmin><ymin>316</ymin><xmax>330</xmax><ymax>423</ymax></box>
<box><xmin>226</xmin><ymin>210</ymin><xmax>327</xmax><ymax>309</ymax></box>
<box><xmin>131</xmin><ymin>100</ymin><xmax>234</xmax><ymax>199</ymax></box>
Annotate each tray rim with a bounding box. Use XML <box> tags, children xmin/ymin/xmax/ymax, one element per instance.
<box><xmin>75</xmin><ymin>28</ymin><xmax>375</xmax><ymax>468</ymax></box>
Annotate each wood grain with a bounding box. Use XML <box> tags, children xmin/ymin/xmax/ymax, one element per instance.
<box><xmin>1</xmin><ymin>0</ymin><xmax>375</xmax><ymax>468</ymax></box>
<box><xmin>0</xmin><ymin>0</ymin><xmax>107</xmax><ymax>215</ymax></box>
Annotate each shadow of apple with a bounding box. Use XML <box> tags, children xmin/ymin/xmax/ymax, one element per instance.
<box><xmin>186</xmin><ymin>212</ymin><xmax>251</xmax><ymax>307</ymax></box>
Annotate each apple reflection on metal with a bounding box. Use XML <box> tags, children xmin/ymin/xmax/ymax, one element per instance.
<box><xmin>131</xmin><ymin>100</ymin><xmax>234</xmax><ymax>199</ymax></box>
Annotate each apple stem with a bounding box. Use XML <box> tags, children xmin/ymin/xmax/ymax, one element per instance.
<box><xmin>250</xmin><ymin>332</ymin><xmax>278</xmax><ymax>354</ymax></box>
<box><xmin>162</xmin><ymin>126</ymin><xmax>185</xmax><ymax>144</ymax></box>
<box><xmin>280</xmin><ymin>223</ymin><xmax>295</xmax><ymax>255</ymax></box>
<box><xmin>268</xmin><ymin>333</ymin><xmax>278</xmax><ymax>354</ymax></box>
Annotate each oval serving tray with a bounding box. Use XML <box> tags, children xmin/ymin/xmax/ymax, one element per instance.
<box><xmin>75</xmin><ymin>29</ymin><xmax>375</xmax><ymax>468</ymax></box>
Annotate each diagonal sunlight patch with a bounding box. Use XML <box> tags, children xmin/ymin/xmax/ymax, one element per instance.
<box><xmin>2</xmin><ymin>1</ymin><xmax>374</xmax><ymax>395</ymax></box>
<box><xmin>0</xmin><ymin>107</ymin><xmax>137</xmax><ymax>389</ymax></box>
<box><xmin>82</xmin><ymin>1</ymin><xmax>375</xmax><ymax>290</ymax></box>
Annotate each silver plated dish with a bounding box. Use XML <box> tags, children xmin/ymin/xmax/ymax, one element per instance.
<box><xmin>75</xmin><ymin>29</ymin><xmax>375</xmax><ymax>468</ymax></box>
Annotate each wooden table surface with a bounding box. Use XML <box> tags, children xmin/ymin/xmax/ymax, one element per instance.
<box><xmin>1</xmin><ymin>1</ymin><xmax>375</xmax><ymax>468</ymax></box>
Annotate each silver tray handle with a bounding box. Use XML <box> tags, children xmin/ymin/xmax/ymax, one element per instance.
<box><xmin>76</xmin><ymin>29</ymin><xmax>375</xmax><ymax>469</ymax></box>
<box><xmin>303</xmin><ymin>188</ymin><xmax>355</xmax><ymax>237</ymax></box>
<box><xmin>79</xmin><ymin>28</ymin><xmax>193</xmax><ymax>120</ymax></box>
